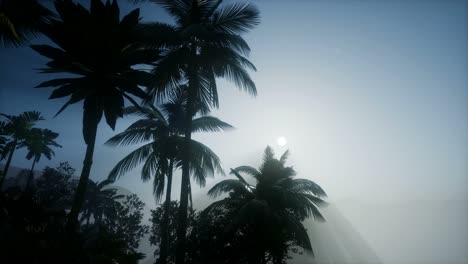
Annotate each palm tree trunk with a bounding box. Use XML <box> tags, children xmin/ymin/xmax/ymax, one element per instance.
<box><xmin>0</xmin><ymin>139</ymin><xmax>17</xmax><ymax>189</ymax></box>
<box><xmin>67</xmin><ymin>118</ymin><xmax>99</xmax><ymax>231</ymax></box>
<box><xmin>188</xmin><ymin>181</ymin><xmax>193</xmax><ymax>210</ymax></box>
<box><xmin>159</xmin><ymin>159</ymin><xmax>174</xmax><ymax>264</ymax></box>
<box><xmin>25</xmin><ymin>158</ymin><xmax>37</xmax><ymax>191</ymax></box>
<box><xmin>175</xmin><ymin>45</ymin><xmax>198</xmax><ymax>264</ymax></box>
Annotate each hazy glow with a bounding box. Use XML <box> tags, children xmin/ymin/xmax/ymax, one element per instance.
<box><xmin>277</xmin><ymin>136</ymin><xmax>287</xmax><ymax>146</ymax></box>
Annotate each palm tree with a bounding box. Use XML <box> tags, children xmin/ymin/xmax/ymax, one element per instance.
<box><xmin>0</xmin><ymin>0</ymin><xmax>54</xmax><ymax>47</ymax></box>
<box><xmin>0</xmin><ymin>111</ymin><xmax>44</xmax><ymax>188</ymax></box>
<box><xmin>31</xmin><ymin>0</ymin><xmax>159</xmax><ymax>229</ymax></box>
<box><xmin>19</xmin><ymin>128</ymin><xmax>62</xmax><ymax>190</ymax></box>
<box><xmin>138</xmin><ymin>2</ymin><xmax>260</xmax><ymax>261</ymax></box>
<box><xmin>80</xmin><ymin>179</ymin><xmax>124</xmax><ymax>226</ymax></box>
<box><xmin>106</xmin><ymin>89</ymin><xmax>231</xmax><ymax>264</ymax></box>
<box><xmin>206</xmin><ymin>147</ymin><xmax>328</xmax><ymax>263</ymax></box>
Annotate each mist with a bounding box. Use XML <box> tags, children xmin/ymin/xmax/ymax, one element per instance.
<box><xmin>1</xmin><ymin>0</ymin><xmax>467</xmax><ymax>263</ymax></box>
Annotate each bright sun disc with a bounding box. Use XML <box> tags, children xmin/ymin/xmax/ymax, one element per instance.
<box><xmin>277</xmin><ymin>136</ymin><xmax>287</xmax><ymax>146</ymax></box>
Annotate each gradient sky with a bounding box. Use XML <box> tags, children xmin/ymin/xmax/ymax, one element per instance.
<box><xmin>1</xmin><ymin>0</ymin><xmax>467</xmax><ymax>212</ymax></box>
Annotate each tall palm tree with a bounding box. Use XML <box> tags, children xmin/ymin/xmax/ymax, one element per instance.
<box><xmin>106</xmin><ymin>89</ymin><xmax>231</xmax><ymax>264</ymax></box>
<box><xmin>138</xmin><ymin>2</ymin><xmax>260</xmax><ymax>261</ymax></box>
<box><xmin>206</xmin><ymin>147</ymin><xmax>328</xmax><ymax>263</ymax></box>
<box><xmin>0</xmin><ymin>0</ymin><xmax>54</xmax><ymax>47</ymax></box>
<box><xmin>20</xmin><ymin>128</ymin><xmax>62</xmax><ymax>190</ymax></box>
<box><xmin>80</xmin><ymin>179</ymin><xmax>123</xmax><ymax>226</ymax></box>
<box><xmin>31</xmin><ymin>0</ymin><xmax>159</xmax><ymax>230</ymax></box>
<box><xmin>0</xmin><ymin>111</ymin><xmax>44</xmax><ymax>188</ymax></box>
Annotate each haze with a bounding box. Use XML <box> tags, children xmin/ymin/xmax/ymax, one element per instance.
<box><xmin>1</xmin><ymin>0</ymin><xmax>467</xmax><ymax>263</ymax></box>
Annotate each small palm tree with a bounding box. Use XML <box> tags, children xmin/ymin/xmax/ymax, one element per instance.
<box><xmin>19</xmin><ymin>128</ymin><xmax>62</xmax><ymax>190</ymax></box>
<box><xmin>31</xmin><ymin>0</ymin><xmax>159</xmax><ymax>229</ymax></box>
<box><xmin>106</xmin><ymin>89</ymin><xmax>231</xmax><ymax>264</ymax></box>
<box><xmin>0</xmin><ymin>111</ymin><xmax>44</xmax><ymax>188</ymax></box>
<box><xmin>0</xmin><ymin>0</ymin><xmax>54</xmax><ymax>47</ymax></box>
<box><xmin>138</xmin><ymin>2</ymin><xmax>260</xmax><ymax>261</ymax></box>
<box><xmin>80</xmin><ymin>179</ymin><xmax>124</xmax><ymax>226</ymax></box>
<box><xmin>206</xmin><ymin>147</ymin><xmax>327</xmax><ymax>263</ymax></box>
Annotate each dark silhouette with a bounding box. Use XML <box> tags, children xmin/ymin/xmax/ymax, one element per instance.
<box><xmin>0</xmin><ymin>111</ymin><xmax>45</xmax><ymax>188</ymax></box>
<box><xmin>0</xmin><ymin>0</ymin><xmax>53</xmax><ymax>47</ymax></box>
<box><xmin>31</xmin><ymin>0</ymin><xmax>158</xmax><ymax>230</ymax></box>
<box><xmin>19</xmin><ymin>128</ymin><xmax>62</xmax><ymax>190</ymax></box>
<box><xmin>0</xmin><ymin>162</ymin><xmax>149</xmax><ymax>264</ymax></box>
<box><xmin>80</xmin><ymin>179</ymin><xmax>124</xmax><ymax>226</ymax></box>
<box><xmin>136</xmin><ymin>1</ymin><xmax>260</xmax><ymax>262</ymax></box>
<box><xmin>205</xmin><ymin>146</ymin><xmax>328</xmax><ymax>263</ymax></box>
<box><xmin>105</xmin><ymin>89</ymin><xmax>231</xmax><ymax>264</ymax></box>
<box><xmin>101</xmin><ymin>194</ymin><xmax>149</xmax><ymax>255</ymax></box>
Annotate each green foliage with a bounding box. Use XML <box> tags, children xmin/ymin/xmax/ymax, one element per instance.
<box><xmin>103</xmin><ymin>194</ymin><xmax>149</xmax><ymax>251</ymax></box>
<box><xmin>80</xmin><ymin>179</ymin><xmax>124</xmax><ymax>226</ymax></box>
<box><xmin>31</xmin><ymin>0</ymin><xmax>155</xmax><ymax>143</ymax></box>
<box><xmin>19</xmin><ymin>128</ymin><xmax>62</xmax><ymax>162</ymax></box>
<box><xmin>149</xmin><ymin>201</ymin><xmax>197</xmax><ymax>264</ymax></box>
<box><xmin>35</xmin><ymin>162</ymin><xmax>76</xmax><ymax>209</ymax></box>
<box><xmin>205</xmin><ymin>146</ymin><xmax>328</xmax><ymax>263</ymax></box>
<box><xmin>106</xmin><ymin>95</ymin><xmax>229</xmax><ymax>202</ymax></box>
<box><xmin>0</xmin><ymin>111</ymin><xmax>45</xmax><ymax>186</ymax></box>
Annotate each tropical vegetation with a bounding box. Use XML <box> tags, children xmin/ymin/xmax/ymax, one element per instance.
<box><xmin>0</xmin><ymin>1</ymin><xmax>332</xmax><ymax>264</ymax></box>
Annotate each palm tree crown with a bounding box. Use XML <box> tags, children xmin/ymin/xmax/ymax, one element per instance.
<box><xmin>20</xmin><ymin>128</ymin><xmax>61</xmax><ymax>163</ymax></box>
<box><xmin>105</xmin><ymin>90</ymin><xmax>231</xmax><ymax>201</ymax></box>
<box><xmin>81</xmin><ymin>179</ymin><xmax>124</xmax><ymax>225</ymax></box>
<box><xmin>31</xmin><ymin>0</ymin><xmax>157</xmax><ymax>140</ymax></box>
<box><xmin>206</xmin><ymin>146</ymin><xmax>327</xmax><ymax>263</ymax></box>
<box><xmin>0</xmin><ymin>111</ymin><xmax>44</xmax><ymax>188</ymax></box>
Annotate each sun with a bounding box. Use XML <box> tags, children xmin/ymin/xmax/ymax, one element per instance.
<box><xmin>277</xmin><ymin>136</ymin><xmax>287</xmax><ymax>146</ymax></box>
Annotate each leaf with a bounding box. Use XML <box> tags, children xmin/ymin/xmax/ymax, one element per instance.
<box><xmin>211</xmin><ymin>3</ymin><xmax>260</xmax><ymax>34</ymax></box>
<box><xmin>191</xmin><ymin>116</ymin><xmax>233</xmax><ymax>133</ymax></box>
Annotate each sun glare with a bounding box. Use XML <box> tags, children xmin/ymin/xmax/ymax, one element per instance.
<box><xmin>277</xmin><ymin>136</ymin><xmax>287</xmax><ymax>146</ymax></box>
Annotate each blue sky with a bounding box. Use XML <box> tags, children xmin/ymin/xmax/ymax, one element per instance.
<box><xmin>1</xmin><ymin>0</ymin><xmax>467</xmax><ymax>210</ymax></box>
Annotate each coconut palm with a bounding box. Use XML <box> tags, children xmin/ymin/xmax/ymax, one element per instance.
<box><xmin>137</xmin><ymin>2</ymin><xmax>260</xmax><ymax>261</ymax></box>
<box><xmin>19</xmin><ymin>128</ymin><xmax>62</xmax><ymax>190</ymax></box>
<box><xmin>0</xmin><ymin>0</ymin><xmax>54</xmax><ymax>47</ymax></box>
<box><xmin>80</xmin><ymin>179</ymin><xmax>124</xmax><ymax>226</ymax></box>
<box><xmin>0</xmin><ymin>111</ymin><xmax>44</xmax><ymax>188</ymax></box>
<box><xmin>106</xmin><ymin>89</ymin><xmax>231</xmax><ymax>264</ymax></box>
<box><xmin>206</xmin><ymin>147</ymin><xmax>328</xmax><ymax>263</ymax></box>
<box><xmin>31</xmin><ymin>0</ymin><xmax>159</xmax><ymax>229</ymax></box>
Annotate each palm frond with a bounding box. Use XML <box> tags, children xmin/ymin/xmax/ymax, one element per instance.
<box><xmin>231</xmin><ymin>165</ymin><xmax>260</xmax><ymax>178</ymax></box>
<box><xmin>207</xmin><ymin>179</ymin><xmax>251</xmax><ymax>198</ymax></box>
<box><xmin>107</xmin><ymin>142</ymin><xmax>154</xmax><ymax>181</ymax></box>
<box><xmin>191</xmin><ymin>116</ymin><xmax>233</xmax><ymax>133</ymax></box>
<box><xmin>211</xmin><ymin>2</ymin><xmax>260</xmax><ymax>34</ymax></box>
<box><xmin>290</xmin><ymin>178</ymin><xmax>327</xmax><ymax>198</ymax></box>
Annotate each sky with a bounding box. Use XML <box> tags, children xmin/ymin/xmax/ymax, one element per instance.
<box><xmin>3</xmin><ymin>0</ymin><xmax>467</xmax><ymax>204</ymax></box>
<box><xmin>1</xmin><ymin>0</ymin><xmax>467</xmax><ymax>262</ymax></box>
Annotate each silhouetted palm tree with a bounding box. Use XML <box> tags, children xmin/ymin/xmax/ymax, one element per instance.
<box><xmin>0</xmin><ymin>0</ymin><xmax>54</xmax><ymax>47</ymax></box>
<box><xmin>20</xmin><ymin>128</ymin><xmax>62</xmax><ymax>190</ymax></box>
<box><xmin>0</xmin><ymin>111</ymin><xmax>44</xmax><ymax>188</ymax></box>
<box><xmin>138</xmin><ymin>1</ymin><xmax>260</xmax><ymax>261</ymax></box>
<box><xmin>206</xmin><ymin>147</ymin><xmax>327</xmax><ymax>263</ymax></box>
<box><xmin>81</xmin><ymin>179</ymin><xmax>123</xmax><ymax>226</ymax></box>
<box><xmin>31</xmin><ymin>0</ymin><xmax>158</xmax><ymax>229</ymax></box>
<box><xmin>106</xmin><ymin>89</ymin><xmax>231</xmax><ymax>264</ymax></box>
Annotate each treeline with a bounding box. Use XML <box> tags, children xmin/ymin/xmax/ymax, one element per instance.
<box><xmin>0</xmin><ymin>1</ymin><xmax>328</xmax><ymax>264</ymax></box>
